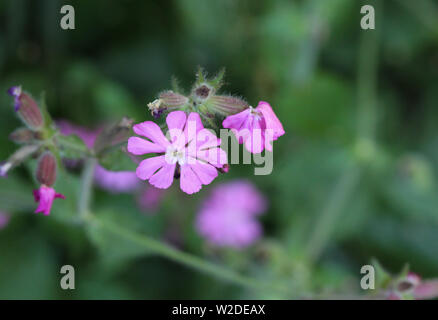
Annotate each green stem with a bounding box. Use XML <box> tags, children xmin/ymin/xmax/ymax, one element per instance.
<box><xmin>306</xmin><ymin>166</ymin><xmax>360</xmax><ymax>262</ymax></box>
<box><xmin>306</xmin><ymin>4</ymin><xmax>380</xmax><ymax>263</ymax></box>
<box><xmin>78</xmin><ymin>158</ymin><xmax>96</xmax><ymax>221</ymax></box>
<box><xmin>86</xmin><ymin>213</ymin><xmax>289</xmax><ymax>296</ymax></box>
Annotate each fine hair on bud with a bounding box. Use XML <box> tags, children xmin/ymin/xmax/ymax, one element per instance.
<box><xmin>36</xmin><ymin>152</ymin><xmax>57</xmax><ymax>187</ymax></box>
<box><xmin>15</xmin><ymin>91</ymin><xmax>44</xmax><ymax>130</ymax></box>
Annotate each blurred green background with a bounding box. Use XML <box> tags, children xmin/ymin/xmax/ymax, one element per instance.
<box><xmin>0</xmin><ymin>0</ymin><xmax>438</xmax><ymax>299</ymax></box>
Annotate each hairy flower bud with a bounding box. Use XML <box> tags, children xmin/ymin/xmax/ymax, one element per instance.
<box><xmin>148</xmin><ymin>91</ymin><xmax>189</xmax><ymax>118</ymax></box>
<box><xmin>209</xmin><ymin>95</ymin><xmax>249</xmax><ymax>116</ymax></box>
<box><xmin>9</xmin><ymin>127</ymin><xmax>38</xmax><ymax>144</ymax></box>
<box><xmin>7</xmin><ymin>86</ymin><xmax>44</xmax><ymax>130</ymax></box>
<box><xmin>36</xmin><ymin>152</ymin><xmax>57</xmax><ymax>187</ymax></box>
<box><xmin>159</xmin><ymin>91</ymin><xmax>189</xmax><ymax>110</ymax></box>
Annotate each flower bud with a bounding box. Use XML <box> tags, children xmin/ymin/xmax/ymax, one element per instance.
<box><xmin>159</xmin><ymin>91</ymin><xmax>189</xmax><ymax>110</ymax></box>
<box><xmin>148</xmin><ymin>91</ymin><xmax>189</xmax><ymax>118</ymax></box>
<box><xmin>36</xmin><ymin>152</ymin><xmax>57</xmax><ymax>187</ymax></box>
<box><xmin>9</xmin><ymin>127</ymin><xmax>38</xmax><ymax>144</ymax></box>
<box><xmin>209</xmin><ymin>95</ymin><xmax>249</xmax><ymax>116</ymax></box>
<box><xmin>7</xmin><ymin>86</ymin><xmax>44</xmax><ymax>130</ymax></box>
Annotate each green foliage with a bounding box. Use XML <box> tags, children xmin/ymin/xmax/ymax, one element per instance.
<box><xmin>1</xmin><ymin>0</ymin><xmax>438</xmax><ymax>300</ymax></box>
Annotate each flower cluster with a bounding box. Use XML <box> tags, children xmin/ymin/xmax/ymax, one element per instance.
<box><xmin>128</xmin><ymin>70</ymin><xmax>285</xmax><ymax>194</ymax></box>
<box><xmin>128</xmin><ymin>111</ymin><xmax>227</xmax><ymax>194</ymax></box>
<box><xmin>2</xmin><ymin>87</ymin><xmax>65</xmax><ymax>216</ymax></box>
<box><xmin>195</xmin><ymin>180</ymin><xmax>267</xmax><ymax>248</ymax></box>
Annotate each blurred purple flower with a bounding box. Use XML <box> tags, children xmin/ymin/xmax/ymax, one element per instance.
<box><xmin>94</xmin><ymin>165</ymin><xmax>140</xmax><ymax>194</ymax></box>
<box><xmin>0</xmin><ymin>212</ymin><xmax>10</xmax><ymax>229</ymax></box>
<box><xmin>57</xmin><ymin>120</ymin><xmax>139</xmax><ymax>193</ymax></box>
<box><xmin>196</xmin><ymin>180</ymin><xmax>267</xmax><ymax>249</ymax></box>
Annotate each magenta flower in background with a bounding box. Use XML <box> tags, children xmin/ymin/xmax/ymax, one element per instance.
<box><xmin>128</xmin><ymin>111</ymin><xmax>227</xmax><ymax>194</ymax></box>
<box><xmin>33</xmin><ymin>185</ymin><xmax>65</xmax><ymax>216</ymax></box>
<box><xmin>0</xmin><ymin>212</ymin><xmax>10</xmax><ymax>229</ymax></box>
<box><xmin>57</xmin><ymin>120</ymin><xmax>139</xmax><ymax>193</ymax></box>
<box><xmin>222</xmin><ymin>101</ymin><xmax>285</xmax><ymax>153</ymax></box>
<box><xmin>196</xmin><ymin>180</ymin><xmax>267</xmax><ymax>249</ymax></box>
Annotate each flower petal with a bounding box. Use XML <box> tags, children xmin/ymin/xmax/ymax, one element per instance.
<box><xmin>133</xmin><ymin>121</ymin><xmax>170</xmax><ymax>148</ymax></box>
<box><xmin>180</xmin><ymin>165</ymin><xmax>202</xmax><ymax>194</ymax></box>
<box><xmin>149</xmin><ymin>163</ymin><xmax>176</xmax><ymax>189</ymax></box>
<box><xmin>136</xmin><ymin>155</ymin><xmax>166</xmax><ymax>180</ymax></box>
<box><xmin>190</xmin><ymin>161</ymin><xmax>218</xmax><ymax>185</ymax></box>
<box><xmin>127</xmin><ymin>137</ymin><xmax>165</xmax><ymax>155</ymax></box>
<box><xmin>243</xmin><ymin>117</ymin><xmax>265</xmax><ymax>154</ymax></box>
<box><xmin>222</xmin><ymin>108</ymin><xmax>250</xmax><ymax>131</ymax></box>
<box><xmin>185</xmin><ymin>112</ymin><xmax>204</xmax><ymax>141</ymax></box>
<box><xmin>166</xmin><ymin>111</ymin><xmax>187</xmax><ymax>131</ymax></box>
<box><xmin>257</xmin><ymin>101</ymin><xmax>285</xmax><ymax>139</ymax></box>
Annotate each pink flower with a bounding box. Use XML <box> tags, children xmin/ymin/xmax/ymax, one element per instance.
<box><xmin>33</xmin><ymin>185</ymin><xmax>65</xmax><ymax>216</ymax></box>
<box><xmin>222</xmin><ymin>101</ymin><xmax>285</xmax><ymax>153</ymax></box>
<box><xmin>127</xmin><ymin>111</ymin><xmax>227</xmax><ymax>194</ymax></box>
<box><xmin>196</xmin><ymin>180</ymin><xmax>267</xmax><ymax>248</ymax></box>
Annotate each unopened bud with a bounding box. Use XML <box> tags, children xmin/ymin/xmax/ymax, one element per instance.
<box><xmin>159</xmin><ymin>91</ymin><xmax>189</xmax><ymax>110</ymax></box>
<box><xmin>36</xmin><ymin>152</ymin><xmax>57</xmax><ymax>187</ymax></box>
<box><xmin>9</xmin><ymin>127</ymin><xmax>38</xmax><ymax>144</ymax></box>
<box><xmin>148</xmin><ymin>91</ymin><xmax>189</xmax><ymax>118</ymax></box>
<box><xmin>7</xmin><ymin>86</ymin><xmax>44</xmax><ymax>130</ymax></box>
<box><xmin>209</xmin><ymin>95</ymin><xmax>249</xmax><ymax>116</ymax></box>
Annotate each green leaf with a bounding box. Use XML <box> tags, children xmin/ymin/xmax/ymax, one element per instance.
<box><xmin>97</xmin><ymin>145</ymin><xmax>137</xmax><ymax>171</ymax></box>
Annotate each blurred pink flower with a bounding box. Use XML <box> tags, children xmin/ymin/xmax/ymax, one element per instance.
<box><xmin>128</xmin><ymin>111</ymin><xmax>227</xmax><ymax>194</ymax></box>
<box><xmin>0</xmin><ymin>212</ymin><xmax>10</xmax><ymax>229</ymax></box>
<box><xmin>196</xmin><ymin>180</ymin><xmax>267</xmax><ymax>249</ymax></box>
<box><xmin>57</xmin><ymin>120</ymin><xmax>139</xmax><ymax>193</ymax></box>
<box><xmin>137</xmin><ymin>186</ymin><xmax>165</xmax><ymax>213</ymax></box>
<box><xmin>33</xmin><ymin>185</ymin><xmax>65</xmax><ymax>216</ymax></box>
<box><xmin>222</xmin><ymin>101</ymin><xmax>284</xmax><ymax>153</ymax></box>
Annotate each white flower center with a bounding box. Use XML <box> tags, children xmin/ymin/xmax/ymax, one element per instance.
<box><xmin>165</xmin><ymin>146</ymin><xmax>186</xmax><ymax>165</ymax></box>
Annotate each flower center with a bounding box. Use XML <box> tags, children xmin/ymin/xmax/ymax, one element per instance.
<box><xmin>165</xmin><ymin>146</ymin><xmax>186</xmax><ymax>165</ymax></box>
